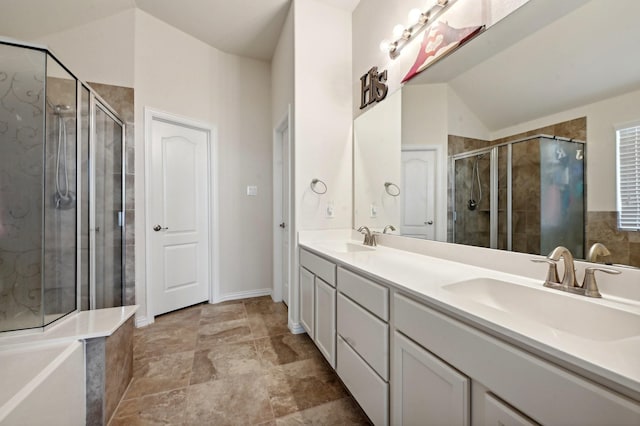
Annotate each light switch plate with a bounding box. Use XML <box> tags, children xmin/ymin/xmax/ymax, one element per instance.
<box><xmin>247</xmin><ymin>185</ymin><xmax>258</xmax><ymax>196</ymax></box>
<box><xmin>326</xmin><ymin>202</ymin><xmax>335</xmax><ymax>218</ymax></box>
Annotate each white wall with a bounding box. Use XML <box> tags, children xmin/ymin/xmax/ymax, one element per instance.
<box><xmin>134</xmin><ymin>10</ymin><xmax>272</xmax><ymax>318</ymax></box>
<box><xmin>294</xmin><ymin>0</ymin><xmax>353</xmax><ymax>231</ymax></box>
<box><xmin>271</xmin><ymin>5</ymin><xmax>294</xmax><ymax>126</ymax></box>
<box><xmin>33</xmin><ymin>10</ymin><xmax>135</xmax><ymax>87</ymax></box>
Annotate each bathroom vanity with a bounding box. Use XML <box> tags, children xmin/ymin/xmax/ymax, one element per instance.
<box><xmin>298</xmin><ymin>233</ymin><xmax>640</xmax><ymax>425</ymax></box>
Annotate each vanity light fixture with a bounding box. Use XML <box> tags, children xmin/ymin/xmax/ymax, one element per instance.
<box><xmin>380</xmin><ymin>0</ymin><xmax>455</xmax><ymax>59</ymax></box>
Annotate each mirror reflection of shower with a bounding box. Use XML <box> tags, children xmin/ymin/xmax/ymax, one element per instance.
<box><xmin>468</xmin><ymin>153</ymin><xmax>485</xmax><ymax>211</ymax></box>
<box><xmin>48</xmin><ymin>101</ymin><xmax>75</xmax><ymax>209</ymax></box>
<box><xmin>451</xmin><ymin>134</ymin><xmax>585</xmax><ymax>257</ymax></box>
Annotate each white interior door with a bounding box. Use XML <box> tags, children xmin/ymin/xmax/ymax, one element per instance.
<box><xmin>401</xmin><ymin>149</ymin><xmax>436</xmax><ymax>239</ymax></box>
<box><xmin>149</xmin><ymin>119</ymin><xmax>210</xmax><ymax>316</ymax></box>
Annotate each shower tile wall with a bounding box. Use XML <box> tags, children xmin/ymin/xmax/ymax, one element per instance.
<box><xmin>89</xmin><ymin>82</ymin><xmax>135</xmax><ymax>305</ymax></box>
<box><xmin>0</xmin><ymin>46</ymin><xmax>46</xmax><ymax>331</ymax></box>
<box><xmin>587</xmin><ymin>212</ymin><xmax>640</xmax><ymax>267</ymax></box>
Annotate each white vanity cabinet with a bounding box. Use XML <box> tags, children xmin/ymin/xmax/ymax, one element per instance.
<box><xmin>393</xmin><ymin>293</ymin><xmax>640</xmax><ymax>426</ymax></box>
<box><xmin>299</xmin><ymin>249</ymin><xmax>336</xmax><ymax>367</ymax></box>
<box><xmin>393</xmin><ymin>331</ymin><xmax>470</xmax><ymax>425</ymax></box>
<box><xmin>336</xmin><ymin>267</ymin><xmax>389</xmax><ymax>425</ymax></box>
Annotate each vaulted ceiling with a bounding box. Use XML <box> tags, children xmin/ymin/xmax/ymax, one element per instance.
<box><xmin>0</xmin><ymin>0</ymin><xmax>360</xmax><ymax>61</ymax></box>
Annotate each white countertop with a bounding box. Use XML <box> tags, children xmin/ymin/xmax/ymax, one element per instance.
<box><xmin>299</xmin><ymin>235</ymin><xmax>640</xmax><ymax>401</ymax></box>
<box><xmin>0</xmin><ymin>305</ymin><xmax>138</xmax><ymax>348</ymax></box>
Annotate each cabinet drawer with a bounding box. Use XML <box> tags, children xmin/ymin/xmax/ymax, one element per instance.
<box><xmin>394</xmin><ymin>293</ymin><xmax>640</xmax><ymax>425</ymax></box>
<box><xmin>337</xmin><ymin>293</ymin><xmax>388</xmax><ymax>380</ymax></box>
<box><xmin>337</xmin><ymin>267</ymin><xmax>388</xmax><ymax>320</ymax></box>
<box><xmin>337</xmin><ymin>336</ymin><xmax>388</xmax><ymax>426</ymax></box>
<box><xmin>300</xmin><ymin>249</ymin><xmax>336</xmax><ymax>287</ymax></box>
<box><xmin>484</xmin><ymin>393</ymin><xmax>538</xmax><ymax>426</ymax></box>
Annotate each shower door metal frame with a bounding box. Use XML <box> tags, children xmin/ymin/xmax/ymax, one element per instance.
<box><xmin>87</xmin><ymin>90</ymin><xmax>126</xmax><ymax>310</ymax></box>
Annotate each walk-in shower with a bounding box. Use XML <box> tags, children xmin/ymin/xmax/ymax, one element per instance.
<box><xmin>0</xmin><ymin>41</ymin><xmax>126</xmax><ymax>332</ymax></box>
<box><xmin>451</xmin><ymin>135</ymin><xmax>585</xmax><ymax>257</ymax></box>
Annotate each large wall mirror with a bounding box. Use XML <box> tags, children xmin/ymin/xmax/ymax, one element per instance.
<box><xmin>354</xmin><ymin>0</ymin><xmax>640</xmax><ymax>268</ymax></box>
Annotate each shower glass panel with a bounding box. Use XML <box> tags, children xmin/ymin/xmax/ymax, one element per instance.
<box><xmin>92</xmin><ymin>104</ymin><xmax>123</xmax><ymax>309</ymax></box>
<box><xmin>0</xmin><ymin>43</ymin><xmax>78</xmax><ymax>332</ymax></box>
<box><xmin>453</xmin><ymin>153</ymin><xmax>491</xmax><ymax>248</ymax></box>
<box><xmin>43</xmin><ymin>55</ymin><xmax>77</xmax><ymax>326</ymax></box>
<box><xmin>539</xmin><ymin>138</ymin><xmax>585</xmax><ymax>257</ymax></box>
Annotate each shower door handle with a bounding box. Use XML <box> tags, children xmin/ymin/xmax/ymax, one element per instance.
<box><xmin>153</xmin><ymin>225</ymin><xmax>168</xmax><ymax>232</ymax></box>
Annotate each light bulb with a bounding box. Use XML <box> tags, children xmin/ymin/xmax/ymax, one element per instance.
<box><xmin>408</xmin><ymin>8</ymin><xmax>422</xmax><ymax>25</ymax></box>
<box><xmin>392</xmin><ymin>24</ymin><xmax>405</xmax><ymax>39</ymax></box>
<box><xmin>379</xmin><ymin>39</ymin><xmax>391</xmax><ymax>52</ymax></box>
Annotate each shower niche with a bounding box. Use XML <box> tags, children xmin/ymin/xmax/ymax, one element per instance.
<box><xmin>450</xmin><ymin>135</ymin><xmax>585</xmax><ymax>258</ymax></box>
<box><xmin>0</xmin><ymin>41</ymin><xmax>126</xmax><ymax>332</ymax></box>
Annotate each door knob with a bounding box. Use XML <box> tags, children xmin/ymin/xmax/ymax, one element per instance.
<box><xmin>153</xmin><ymin>225</ymin><xmax>168</xmax><ymax>232</ymax></box>
<box><xmin>425</xmin><ymin>220</ymin><xmax>434</xmax><ymax>225</ymax></box>
<box><xmin>279</xmin><ymin>222</ymin><xmax>286</xmax><ymax>229</ymax></box>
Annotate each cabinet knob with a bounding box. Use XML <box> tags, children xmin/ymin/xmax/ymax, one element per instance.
<box><xmin>153</xmin><ymin>225</ymin><xmax>168</xmax><ymax>232</ymax></box>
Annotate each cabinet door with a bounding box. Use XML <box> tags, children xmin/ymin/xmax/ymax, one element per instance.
<box><xmin>315</xmin><ymin>278</ymin><xmax>336</xmax><ymax>367</ymax></box>
<box><xmin>393</xmin><ymin>331</ymin><xmax>470</xmax><ymax>426</ymax></box>
<box><xmin>299</xmin><ymin>267</ymin><xmax>314</xmax><ymax>338</ymax></box>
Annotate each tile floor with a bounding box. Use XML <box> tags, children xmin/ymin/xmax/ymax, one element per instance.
<box><xmin>109</xmin><ymin>296</ymin><xmax>371</xmax><ymax>425</ymax></box>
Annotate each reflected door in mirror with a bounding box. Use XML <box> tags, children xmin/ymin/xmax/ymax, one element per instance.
<box><xmin>401</xmin><ymin>149</ymin><xmax>436</xmax><ymax>239</ymax></box>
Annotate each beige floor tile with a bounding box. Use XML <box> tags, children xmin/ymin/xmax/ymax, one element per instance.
<box><xmin>200</xmin><ymin>301</ymin><xmax>246</xmax><ymax>322</ymax></box>
<box><xmin>190</xmin><ymin>340</ymin><xmax>263</xmax><ymax>385</ymax></box>
<box><xmin>248</xmin><ymin>311</ymin><xmax>290</xmax><ymax>338</ymax></box>
<box><xmin>275</xmin><ymin>397</ymin><xmax>371</xmax><ymax>425</ymax></box>
<box><xmin>265</xmin><ymin>356</ymin><xmax>348</xmax><ymax>418</ymax></box>
<box><xmin>109</xmin><ymin>388</ymin><xmax>187</xmax><ymax>426</ymax></box>
<box><xmin>114</xmin><ymin>297</ymin><xmax>369</xmax><ymax>425</ymax></box>
<box><xmin>124</xmin><ymin>351</ymin><xmax>194</xmax><ymax>399</ymax></box>
<box><xmin>255</xmin><ymin>333</ymin><xmax>318</xmax><ymax>368</ymax></box>
<box><xmin>184</xmin><ymin>373</ymin><xmax>274</xmax><ymax>425</ymax></box>
<box><xmin>244</xmin><ymin>297</ymin><xmax>287</xmax><ymax>315</ymax></box>
<box><xmin>133</xmin><ymin>325</ymin><xmax>198</xmax><ymax>360</ymax></box>
<box><xmin>197</xmin><ymin>317</ymin><xmax>254</xmax><ymax>348</ymax></box>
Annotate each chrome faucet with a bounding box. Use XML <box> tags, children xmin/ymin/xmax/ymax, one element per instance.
<box><xmin>383</xmin><ymin>225</ymin><xmax>396</xmax><ymax>234</ymax></box>
<box><xmin>587</xmin><ymin>242</ymin><xmax>611</xmax><ymax>263</ymax></box>
<box><xmin>357</xmin><ymin>226</ymin><xmax>376</xmax><ymax>246</ymax></box>
<box><xmin>547</xmin><ymin>246</ymin><xmax>578</xmax><ymax>289</ymax></box>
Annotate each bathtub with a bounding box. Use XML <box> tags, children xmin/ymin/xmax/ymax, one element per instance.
<box><xmin>0</xmin><ymin>340</ymin><xmax>85</xmax><ymax>425</ymax></box>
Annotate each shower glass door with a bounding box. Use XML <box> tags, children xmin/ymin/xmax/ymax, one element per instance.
<box><xmin>91</xmin><ymin>101</ymin><xmax>124</xmax><ymax>309</ymax></box>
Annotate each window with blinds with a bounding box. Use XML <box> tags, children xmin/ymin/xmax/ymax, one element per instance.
<box><xmin>616</xmin><ymin>124</ymin><xmax>640</xmax><ymax>231</ymax></box>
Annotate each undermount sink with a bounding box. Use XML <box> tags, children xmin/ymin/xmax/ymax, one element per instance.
<box><xmin>443</xmin><ymin>278</ymin><xmax>640</xmax><ymax>342</ymax></box>
<box><xmin>315</xmin><ymin>241</ymin><xmax>376</xmax><ymax>253</ymax></box>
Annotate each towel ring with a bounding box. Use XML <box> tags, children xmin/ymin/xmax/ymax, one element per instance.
<box><xmin>310</xmin><ymin>178</ymin><xmax>327</xmax><ymax>194</ymax></box>
<box><xmin>384</xmin><ymin>182</ymin><xmax>400</xmax><ymax>197</ymax></box>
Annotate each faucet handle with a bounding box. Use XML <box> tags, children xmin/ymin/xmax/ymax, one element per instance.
<box><xmin>531</xmin><ymin>258</ymin><xmax>560</xmax><ymax>284</ymax></box>
<box><xmin>582</xmin><ymin>266</ymin><xmax>621</xmax><ymax>298</ymax></box>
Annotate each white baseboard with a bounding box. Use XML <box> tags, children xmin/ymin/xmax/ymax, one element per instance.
<box><xmin>212</xmin><ymin>288</ymin><xmax>272</xmax><ymax>304</ymax></box>
<box><xmin>135</xmin><ymin>314</ymin><xmax>154</xmax><ymax>328</ymax></box>
<box><xmin>288</xmin><ymin>320</ymin><xmax>305</xmax><ymax>334</ymax></box>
